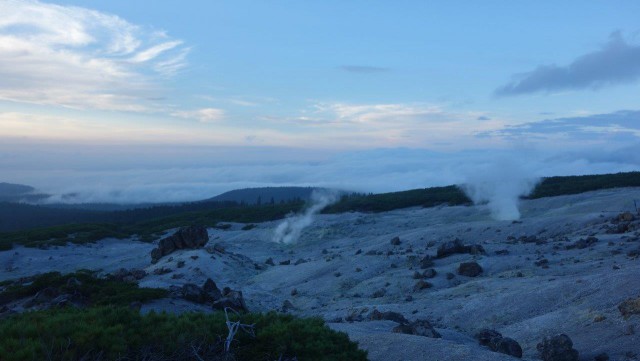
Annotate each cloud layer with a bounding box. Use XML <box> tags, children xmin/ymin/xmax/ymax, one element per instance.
<box><xmin>0</xmin><ymin>0</ymin><xmax>188</xmax><ymax>111</ymax></box>
<box><xmin>495</xmin><ymin>32</ymin><xmax>640</xmax><ymax>96</ymax></box>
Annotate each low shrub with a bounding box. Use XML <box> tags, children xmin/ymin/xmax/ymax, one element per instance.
<box><xmin>0</xmin><ymin>307</ymin><xmax>367</xmax><ymax>361</ymax></box>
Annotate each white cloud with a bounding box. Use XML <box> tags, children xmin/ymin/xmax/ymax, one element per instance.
<box><xmin>0</xmin><ymin>0</ymin><xmax>188</xmax><ymax>111</ymax></box>
<box><xmin>171</xmin><ymin>108</ymin><xmax>225</xmax><ymax>122</ymax></box>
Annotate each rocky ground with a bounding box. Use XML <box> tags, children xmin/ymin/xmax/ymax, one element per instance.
<box><xmin>2</xmin><ymin>187</ymin><xmax>640</xmax><ymax>360</ymax></box>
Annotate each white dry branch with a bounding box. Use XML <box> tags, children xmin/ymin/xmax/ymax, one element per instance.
<box><xmin>224</xmin><ymin>307</ymin><xmax>255</xmax><ymax>353</ymax></box>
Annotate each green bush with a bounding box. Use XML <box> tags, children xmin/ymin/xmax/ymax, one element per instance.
<box><xmin>0</xmin><ymin>271</ymin><xmax>167</xmax><ymax>307</ymax></box>
<box><xmin>0</xmin><ymin>307</ymin><xmax>367</xmax><ymax>361</ymax></box>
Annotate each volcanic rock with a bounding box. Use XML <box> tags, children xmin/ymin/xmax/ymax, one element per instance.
<box><xmin>151</xmin><ymin>225</ymin><xmax>209</xmax><ymax>263</ymax></box>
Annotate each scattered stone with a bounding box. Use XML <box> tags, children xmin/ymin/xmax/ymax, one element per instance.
<box><xmin>294</xmin><ymin>258</ymin><xmax>307</xmax><ymax>265</ymax></box>
<box><xmin>476</xmin><ymin>329</ymin><xmax>523</xmax><ymax>358</ymax></box>
<box><xmin>436</xmin><ymin>239</ymin><xmax>485</xmax><ymax>258</ymax></box>
<box><xmin>152</xmin><ymin>267</ymin><xmax>172</xmax><ymax>275</ymax></box>
<box><xmin>355</xmin><ymin>249</ymin><xmax>362</xmax><ymax>255</ymax></box>
<box><xmin>390</xmin><ymin>236</ymin><xmax>401</xmax><ymax>246</ymax></box>
<box><xmin>279</xmin><ymin>260</ymin><xmax>291</xmax><ymax>265</ymax></box>
<box><xmin>618</xmin><ymin>297</ymin><xmax>640</xmax><ymax>319</ymax></box>
<box><xmin>282</xmin><ymin>300</ymin><xmax>295</xmax><ymax>312</ymax></box>
<box><xmin>181</xmin><ymin>283</ymin><xmax>204</xmax><ymax>303</ymax></box>
<box><xmin>567</xmin><ymin>237</ymin><xmax>598</xmax><ymax>250</ymax></box>
<box><xmin>495</xmin><ymin>249</ymin><xmax>509</xmax><ymax>255</ymax></box>
<box><xmin>446</xmin><ymin>272</ymin><xmax>455</xmax><ymax>280</ymax></box>
<box><xmin>458</xmin><ymin>262</ymin><xmax>483</xmax><ymax>277</ymax></box>
<box><xmin>392</xmin><ymin>319</ymin><xmax>441</xmax><ymax>338</ymax></box>
<box><xmin>212</xmin><ymin>290</ymin><xmax>248</xmax><ymax>313</ymax></box>
<box><xmin>365</xmin><ymin>250</ymin><xmax>377</xmax><ymax>256</ymax></box>
<box><xmin>334</xmin><ymin>272</ymin><xmax>342</xmax><ymax>277</ymax></box>
<box><xmin>413</xmin><ymin>280</ymin><xmax>433</xmax><ymax>292</ymax></box>
<box><xmin>419</xmin><ymin>255</ymin><xmax>434</xmax><ymax>269</ymax></box>
<box><xmin>355</xmin><ymin>267</ymin><xmax>362</xmax><ymax>272</ymax></box>
<box><xmin>536</xmin><ymin>334</ymin><xmax>579</xmax><ymax>361</ymax></box>
<box><xmin>151</xmin><ymin>225</ymin><xmax>209</xmax><ymax>263</ymax></box>
<box><xmin>593</xmin><ymin>314</ymin><xmax>606</xmax><ymax>322</ymax></box>
<box><xmin>422</xmin><ymin>268</ymin><xmax>437</xmax><ymax>279</ymax></box>
<box><xmin>291</xmin><ymin>288</ymin><xmax>298</xmax><ymax>296</ymax></box>
<box><xmin>535</xmin><ymin>258</ymin><xmax>550</xmax><ymax>267</ymax></box>
<box><xmin>412</xmin><ymin>271</ymin><xmax>422</xmax><ymax>279</ymax></box>
<box><xmin>265</xmin><ymin>257</ymin><xmax>275</xmax><ymax>266</ymax></box>
<box><xmin>190</xmin><ymin>255</ymin><xmax>199</xmax><ymax>260</ymax></box>
<box><xmin>176</xmin><ymin>260</ymin><xmax>185</xmax><ymax>268</ymax></box>
<box><xmin>368</xmin><ymin>309</ymin><xmax>409</xmax><ymax>324</ymax></box>
<box><xmin>594</xmin><ymin>353</ymin><xmax>609</xmax><ymax>361</ymax></box>
<box><xmin>371</xmin><ymin>288</ymin><xmax>387</xmax><ymax>298</ymax></box>
<box><xmin>202</xmin><ymin>278</ymin><xmax>222</xmax><ymax>302</ymax></box>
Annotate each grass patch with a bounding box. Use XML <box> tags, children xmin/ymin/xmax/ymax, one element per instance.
<box><xmin>0</xmin><ymin>307</ymin><xmax>367</xmax><ymax>361</ymax></box>
<box><xmin>0</xmin><ymin>271</ymin><xmax>167</xmax><ymax>307</ymax></box>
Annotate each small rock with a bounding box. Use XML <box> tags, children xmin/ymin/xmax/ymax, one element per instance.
<box><xmin>294</xmin><ymin>258</ymin><xmax>307</xmax><ymax>265</ymax></box>
<box><xmin>291</xmin><ymin>288</ymin><xmax>298</xmax><ymax>296</ymax></box>
<box><xmin>618</xmin><ymin>297</ymin><xmax>640</xmax><ymax>318</ymax></box>
<box><xmin>368</xmin><ymin>309</ymin><xmax>409</xmax><ymax>324</ymax></box>
<box><xmin>594</xmin><ymin>353</ymin><xmax>609</xmax><ymax>361</ymax></box>
<box><xmin>422</xmin><ymin>268</ymin><xmax>437</xmax><ymax>279</ymax></box>
<box><xmin>265</xmin><ymin>257</ymin><xmax>275</xmax><ymax>266</ymax></box>
<box><xmin>536</xmin><ymin>334</ymin><xmax>579</xmax><ymax>361</ymax></box>
<box><xmin>176</xmin><ymin>260</ymin><xmax>185</xmax><ymax>268</ymax></box>
<box><xmin>279</xmin><ymin>260</ymin><xmax>291</xmax><ymax>265</ymax></box>
<box><xmin>413</xmin><ymin>280</ymin><xmax>432</xmax><ymax>292</ymax></box>
<box><xmin>392</xmin><ymin>319</ymin><xmax>441</xmax><ymax>338</ymax></box>
<box><xmin>371</xmin><ymin>288</ymin><xmax>387</xmax><ymax>298</ymax></box>
<box><xmin>458</xmin><ymin>262</ymin><xmax>483</xmax><ymax>277</ymax></box>
<box><xmin>390</xmin><ymin>236</ymin><xmax>401</xmax><ymax>246</ymax></box>
<box><xmin>446</xmin><ymin>272</ymin><xmax>455</xmax><ymax>280</ymax></box>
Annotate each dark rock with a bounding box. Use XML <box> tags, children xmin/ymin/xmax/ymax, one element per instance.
<box><xmin>618</xmin><ymin>297</ymin><xmax>640</xmax><ymax>318</ymax></box>
<box><xmin>535</xmin><ymin>258</ymin><xmax>550</xmax><ymax>267</ymax></box>
<box><xmin>413</xmin><ymin>280</ymin><xmax>433</xmax><ymax>292</ymax></box>
<box><xmin>282</xmin><ymin>300</ymin><xmax>295</xmax><ymax>312</ymax></box>
<box><xmin>476</xmin><ymin>330</ymin><xmax>522</xmax><ymax>358</ymax></box>
<box><xmin>176</xmin><ymin>260</ymin><xmax>185</xmax><ymax>268</ymax></box>
<box><xmin>202</xmin><ymin>278</ymin><xmax>222</xmax><ymax>302</ymax></box>
<box><xmin>355</xmin><ymin>249</ymin><xmax>362</xmax><ymax>255</ymax></box>
<box><xmin>446</xmin><ymin>272</ymin><xmax>455</xmax><ymax>280</ymax></box>
<box><xmin>150</xmin><ymin>225</ymin><xmax>208</xmax><ymax>263</ymax></box>
<box><xmin>436</xmin><ymin>239</ymin><xmax>486</xmax><ymax>258</ymax></box>
<box><xmin>419</xmin><ymin>255</ymin><xmax>434</xmax><ymax>269</ymax></box>
<box><xmin>390</xmin><ymin>236</ymin><xmax>401</xmax><ymax>245</ymax></box>
<box><xmin>181</xmin><ymin>283</ymin><xmax>204</xmax><ymax>303</ymax></box>
<box><xmin>368</xmin><ymin>309</ymin><xmax>409</xmax><ymax>324</ymax></box>
<box><xmin>392</xmin><ymin>319</ymin><xmax>441</xmax><ymax>338</ymax></box>
<box><xmin>291</xmin><ymin>288</ymin><xmax>298</xmax><ymax>296</ymax></box>
<box><xmin>371</xmin><ymin>288</ymin><xmax>387</xmax><ymax>298</ymax></box>
<box><xmin>567</xmin><ymin>237</ymin><xmax>598</xmax><ymax>250</ymax></box>
<box><xmin>412</xmin><ymin>271</ymin><xmax>423</xmax><ymax>279</ymax></box>
<box><xmin>365</xmin><ymin>250</ymin><xmax>377</xmax><ymax>256</ymax></box>
<box><xmin>212</xmin><ymin>290</ymin><xmax>248</xmax><ymax>312</ymax></box>
<box><xmin>265</xmin><ymin>257</ymin><xmax>275</xmax><ymax>266</ymax></box>
<box><xmin>422</xmin><ymin>268</ymin><xmax>437</xmax><ymax>279</ymax></box>
<box><xmin>458</xmin><ymin>262</ymin><xmax>483</xmax><ymax>277</ymax></box>
<box><xmin>495</xmin><ymin>249</ymin><xmax>510</xmax><ymax>255</ymax></box>
<box><xmin>212</xmin><ymin>243</ymin><xmax>225</xmax><ymax>254</ymax></box>
<box><xmin>594</xmin><ymin>353</ymin><xmax>609</xmax><ymax>361</ymax></box>
<box><xmin>279</xmin><ymin>260</ymin><xmax>291</xmax><ymax>265</ymax></box>
<box><xmin>536</xmin><ymin>334</ymin><xmax>579</xmax><ymax>361</ymax></box>
<box><xmin>618</xmin><ymin>212</ymin><xmax>635</xmax><ymax>222</ymax></box>
<box><xmin>294</xmin><ymin>258</ymin><xmax>307</xmax><ymax>265</ymax></box>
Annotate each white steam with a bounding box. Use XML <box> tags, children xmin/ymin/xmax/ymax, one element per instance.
<box><xmin>461</xmin><ymin>159</ymin><xmax>540</xmax><ymax>220</ymax></box>
<box><xmin>272</xmin><ymin>190</ymin><xmax>339</xmax><ymax>244</ymax></box>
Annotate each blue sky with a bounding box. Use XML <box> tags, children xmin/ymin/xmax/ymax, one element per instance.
<box><xmin>1</xmin><ymin>0</ymin><xmax>639</xmax><ymax>201</ymax></box>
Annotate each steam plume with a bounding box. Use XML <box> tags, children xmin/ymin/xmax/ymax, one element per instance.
<box><xmin>461</xmin><ymin>159</ymin><xmax>539</xmax><ymax>220</ymax></box>
<box><xmin>272</xmin><ymin>190</ymin><xmax>339</xmax><ymax>244</ymax></box>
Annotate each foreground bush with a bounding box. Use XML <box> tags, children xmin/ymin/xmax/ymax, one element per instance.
<box><xmin>0</xmin><ymin>307</ymin><xmax>367</xmax><ymax>361</ymax></box>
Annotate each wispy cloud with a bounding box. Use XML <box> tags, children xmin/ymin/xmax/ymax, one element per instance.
<box><xmin>495</xmin><ymin>32</ymin><xmax>640</xmax><ymax>96</ymax></box>
<box><xmin>171</xmin><ymin>108</ymin><xmax>225</xmax><ymax>122</ymax></box>
<box><xmin>0</xmin><ymin>0</ymin><xmax>189</xmax><ymax>111</ymax></box>
<box><xmin>479</xmin><ymin>110</ymin><xmax>640</xmax><ymax>143</ymax></box>
<box><xmin>339</xmin><ymin>65</ymin><xmax>390</xmax><ymax>74</ymax></box>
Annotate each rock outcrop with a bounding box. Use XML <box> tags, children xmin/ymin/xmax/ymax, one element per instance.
<box><xmin>151</xmin><ymin>225</ymin><xmax>209</xmax><ymax>263</ymax></box>
<box><xmin>436</xmin><ymin>239</ymin><xmax>486</xmax><ymax>258</ymax></box>
<box><xmin>536</xmin><ymin>334</ymin><xmax>579</xmax><ymax>361</ymax></box>
<box><xmin>458</xmin><ymin>262</ymin><xmax>483</xmax><ymax>277</ymax></box>
<box><xmin>392</xmin><ymin>319</ymin><xmax>441</xmax><ymax>338</ymax></box>
<box><xmin>475</xmin><ymin>329</ymin><xmax>523</xmax><ymax>358</ymax></box>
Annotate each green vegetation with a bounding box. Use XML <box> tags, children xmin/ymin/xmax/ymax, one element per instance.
<box><xmin>527</xmin><ymin>171</ymin><xmax>640</xmax><ymax>199</ymax></box>
<box><xmin>1</xmin><ymin>171</ymin><xmax>639</xmax><ymax>251</ymax></box>
<box><xmin>0</xmin><ymin>201</ymin><xmax>305</xmax><ymax>250</ymax></box>
<box><xmin>325</xmin><ymin>185</ymin><xmax>471</xmax><ymax>213</ymax></box>
<box><xmin>0</xmin><ymin>271</ymin><xmax>167</xmax><ymax>307</ymax></box>
<box><xmin>0</xmin><ymin>307</ymin><xmax>367</xmax><ymax>361</ymax></box>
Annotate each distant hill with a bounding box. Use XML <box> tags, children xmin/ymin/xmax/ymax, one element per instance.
<box><xmin>206</xmin><ymin>187</ymin><xmax>320</xmax><ymax>205</ymax></box>
<box><xmin>0</xmin><ymin>182</ymin><xmax>49</xmax><ymax>203</ymax></box>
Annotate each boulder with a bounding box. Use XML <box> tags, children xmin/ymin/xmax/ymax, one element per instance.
<box><xmin>476</xmin><ymin>329</ymin><xmax>522</xmax><ymax>358</ymax></box>
<box><xmin>390</xmin><ymin>236</ymin><xmax>401</xmax><ymax>246</ymax></box>
<box><xmin>536</xmin><ymin>334</ymin><xmax>579</xmax><ymax>361</ymax></box>
<box><xmin>419</xmin><ymin>255</ymin><xmax>434</xmax><ymax>269</ymax></box>
<box><xmin>150</xmin><ymin>225</ymin><xmax>209</xmax><ymax>263</ymax></box>
<box><xmin>212</xmin><ymin>290</ymin><xmax>248</xmax><ymax>313</ymax></box>
<box><xmin>392</xmin><ymin>319</ymin><xmax>441</xmax><ymax>338</ymax></box>
<box><xmin>181</xmin><ymin>283</ymin><xmax>204</xmax><ymax>304</ymax></box>
<box><xmin>202</xmin><ymin>278</ymin><xmax>222</xmax><ymax>302</ymax></box>
<box><xmin>413</xmin><ymin>280</ymin><xmax>433</xmax><ymax>292</ymax></box>
<box><xmin>368</xmin><ymin>309</ymin><xmax>409</xmax><ymax>324</ymax></box>
<box><xmin>618</xmin><ymin>297</ymin><xmax>640</xmax><ymax>319</ymax></box>
<box><xmin>436</xmin><ymin>239</ymin><xmax>486</xmax><ymax>258</ymax></box>
<box><xmin>458</xmin><ymin>262</ymin><xmax>483</xmax><ymax>277</ymax></box>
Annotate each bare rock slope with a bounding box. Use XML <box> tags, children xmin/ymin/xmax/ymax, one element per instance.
<box><xmin>2</xmin><ymin>187</ymin><xmax>640</xmax><ymax>360</ymax></box>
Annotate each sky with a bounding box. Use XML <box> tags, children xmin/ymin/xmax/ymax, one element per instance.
<box><xmin>1</xmin><ymin>0</ymin><xmax>639</xmax><ymax>202</ymax></box>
